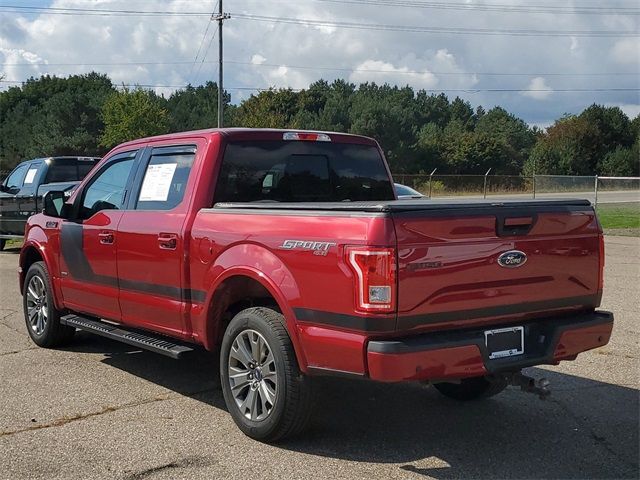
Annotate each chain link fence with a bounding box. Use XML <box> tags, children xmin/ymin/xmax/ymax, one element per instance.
<box><xmin>393</xmin><ymin>173</ymin><xmax>640</xmax><ymax>206</ymax></box>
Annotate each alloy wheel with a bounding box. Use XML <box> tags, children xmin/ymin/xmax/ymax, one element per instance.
<box><xmin>227</xmin><ymin>329</ymin><xmax>278</xmax><ymax>421</ymax></box>
<box><xmin>26</xmin><ymin>275</ymin><xmax>48</xmax><ymax>336</ymax></box>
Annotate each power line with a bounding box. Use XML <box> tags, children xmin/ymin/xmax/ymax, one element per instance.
<box><xmin>224</xmin><ymin>60</ymin><xmax>640</xmax><ymax>77</ymax></box>
<box><xmin>301</xmin><ymin>0</ymin><xmax>640</xmax><ymax>15</ymax></box>
<box><xmin>187</xmin><ymin>0</ymin><xmax>217</xmax><ymax>84</ymax></box>
<box><xmin>1</xmin><ymin>79</ymin><xmax>638</xmax><ymax>94</ymax></box>
<box><xmin>3</xmin><ymin>1</ymin><xmax>639</xmax><ymax>16</ymax></box>
<box><xmin>1</xmin><ymin>6</ymin><xmax>637</xmax><ymax>36</ymax></box>
<box><xmin>0</xmin><ymin>5</ymin><xmax>211</xmax><ymax>16</ymax></box>
<box><xmin>231</xmin><ymin>13</ymin><xmax>639</xmax><ymax>37</ymax></box>
<box><xmin>3</xmin><ymin>59</ymin><xmax>637</xmax><ymax>77</ymax></box>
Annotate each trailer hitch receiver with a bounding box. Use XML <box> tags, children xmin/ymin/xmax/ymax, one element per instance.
<box><xmin>506</xmin><ymin>372</ymin><xmax>551</xmax><ymax>400</ymax></box>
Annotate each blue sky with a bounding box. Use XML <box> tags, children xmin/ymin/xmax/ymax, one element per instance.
<box><xmin>1</xmin><ymin>0</ymin><xmax>639</xmax><ymax>127</ymax></box>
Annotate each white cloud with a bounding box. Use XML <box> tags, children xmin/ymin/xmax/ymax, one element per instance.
<box><xmin>606</xmin><ymin>103</ymin><xmax>640</xmax><ymax>119</ymax></box>
<box><xmin>570</xmin><ymin>37</ymin><xmax>579</xmax><ymax>52</ymax></box>
<box><xmin>521</xmin><ymin>77</ymin><xmax>553</xmax><ymax>100</ymax></box>
<box><xmin>0</xmin><ymin>0</ymin><xmax>637</xmax><ymax>125</ymax></box>
<box><xmin>349</xmin><ymin>59</ymin><xmax>438</xmax><ymax>89</ymax></box>
<box><xmin>611</xmin><ymin>39</ymin><xmax>640</xmax><ymax>66</ymax></box>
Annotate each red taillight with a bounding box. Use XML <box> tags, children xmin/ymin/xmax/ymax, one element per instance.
<box><xmin>282</xmin><ymin>132</ymin><xmax>331</xmax><ymax>142</ymax></box>
<box><xmin>598</xmin><ymin>234</ymin><xmax>605</xmax><ymax>292</ymax></box>
<box><xmin>345</xmin><ymin>247</ymin><xmax>396</xmax><ymax>312</ymax></box>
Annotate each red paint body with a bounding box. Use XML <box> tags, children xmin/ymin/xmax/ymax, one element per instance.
<box><xmin>20</xmin><ymin>129</ymin><xmax>613</xmax><ymax>382</ymax></box>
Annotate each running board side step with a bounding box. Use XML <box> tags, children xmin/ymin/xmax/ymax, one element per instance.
<box><xmin>60</xmin><ymin>314</ymin><xmax>194</xmax><ymax>359</ymax></box>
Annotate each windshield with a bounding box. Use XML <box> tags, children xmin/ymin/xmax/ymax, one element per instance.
<box><xmin>394</xmin><ymin>183</ymin><xmax>422</xmax><ymax>196</ymax></box>
<box><xmin>213</xmin><ymin>141</ymin><xmax>395</xmax><ymax>203</ymax></box>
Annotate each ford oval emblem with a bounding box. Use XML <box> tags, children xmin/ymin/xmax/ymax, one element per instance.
<box><xmin>497</xmin><ymin>250</ymin><xmax>527</xmax><ymax>268</ymax></box>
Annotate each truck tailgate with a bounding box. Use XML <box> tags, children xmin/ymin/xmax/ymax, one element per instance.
<box><xmin>392</xmin><ymin>199</ymin><xmax>601</xmax><ymax>332</ymax></box>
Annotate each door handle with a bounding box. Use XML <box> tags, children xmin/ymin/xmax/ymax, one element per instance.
<box><xmin>158</xmin><ymin>233</ymin><xmax>178</xmax><ymax>250</ymax></box>
<box><xmin>98</xmin><ymin>231</ymin><xmax>115</xmax><ymax>245</ymax></box>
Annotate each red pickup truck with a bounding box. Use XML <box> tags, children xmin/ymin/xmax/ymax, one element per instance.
<box><xmin>19</xmin><ymin>128</ymin><xmax>613</xmax><ymax>441</ymax></box>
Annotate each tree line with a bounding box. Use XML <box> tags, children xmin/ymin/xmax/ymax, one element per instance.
<box><xmin>1</xmin><ymin>72</ymin><xmax>638</xmax><ymax>176</ymax></box>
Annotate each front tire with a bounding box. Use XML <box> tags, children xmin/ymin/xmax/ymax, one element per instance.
<box><xmin>220</xmin><ymin>307</ymin><xmax>313</xmax><ymax>442</ymax></box>
<box><xmin>0</xmin><ymin>239</ymin><xmax>5</xmax><ymax>251</ymax></box>
<box><xmin>434</xmin><ymin>376</ymin><xmax>507</xmax><ymax>401</ymax></box>
<box><xmin>23</xmin><ymin>261</ymin><xmax>75</xmax><ymax>347</ymax></box>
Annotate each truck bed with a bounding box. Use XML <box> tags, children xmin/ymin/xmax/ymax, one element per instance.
<box><xmin>210</xmin><ymin>197</ymin><xmax>600</xmax><ymax>335</ymax></box>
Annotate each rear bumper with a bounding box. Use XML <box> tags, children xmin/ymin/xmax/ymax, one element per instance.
<box><xmin>367</xmin><ymin>310</ymin><xmax>613</xmax><ymax>382</ymax></box>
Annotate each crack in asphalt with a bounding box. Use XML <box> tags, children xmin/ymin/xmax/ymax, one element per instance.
<box><xmin>0</xmin><ymin>320</ymin><xmax>27</xmax><ymax>337</ymax></box>
<box><xmin>0</xmin><ymin>388</ymin><xmax>218</xmax><ymax>438</ymax></box>
<box><xmin>0</xmin><ymin>347</ymin><xmax>38</xmax><ymax>357</ymax></box>
<box><xmin>0</xmin><ymin>310</ymin><xmax>27</xmax><ymax>337</ymax></box>
<box><xmin>124</xmin><ymin>456</ymin><xmax>213</xmax><ymax>480</ymax></box>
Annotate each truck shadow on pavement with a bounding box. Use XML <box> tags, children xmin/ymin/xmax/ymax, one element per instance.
<box><xmin>68</xmin><ymin>333</ymin><xmax>638</xmax><ymax>479</ymax></box>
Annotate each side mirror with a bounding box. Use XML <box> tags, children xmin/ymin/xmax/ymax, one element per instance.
<box><xmin>42</xmin><ymin>190</ymin><xmax>71</xmax><ymax>219</ymax></box>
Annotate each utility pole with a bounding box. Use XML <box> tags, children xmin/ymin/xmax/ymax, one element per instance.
<box><xmin>213</xmin><ymin>2</ymin><xmax>230</xmax><ymax>127</ymax></box>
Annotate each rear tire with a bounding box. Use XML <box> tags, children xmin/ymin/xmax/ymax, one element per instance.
<box><xmin>434</xmin><ymin>376</ymin><xmax>507</xmax><ymax>401</ymax></box>
<box><xmin>23</xmin><ymin>261</ymin><xmax>75</xmax><ymax>347</ymax></box>
<box><xmin>220</xmin><ymin>307</ymin><xmax>313</xmax><ymax>442</ymax></box>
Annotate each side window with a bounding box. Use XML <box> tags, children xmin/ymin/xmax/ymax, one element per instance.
<box><xmin>80</xmin><ymin>157</ymin><xmax>135</xmax><ymax>219</ymax></box>
<box><xmin>136</xmin><ymin>147</ymin><xmax>195</xmax><ymax>211</ymax></box>
<box><xmin>4</xmin><ymin>164</ymin><xmax>29</xmax><ymax>190</ymax></box>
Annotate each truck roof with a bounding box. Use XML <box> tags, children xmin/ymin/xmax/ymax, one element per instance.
<box><xmin>115</xmin><ymin>128</ymin><xmax>379</xmax><ymax>149</ymax></box>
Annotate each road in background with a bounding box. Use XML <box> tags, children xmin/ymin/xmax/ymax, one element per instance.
<box><xmin>0</xmin><ymin>238</ymin><xmax>638</xmax><ymax>479</ymax></box>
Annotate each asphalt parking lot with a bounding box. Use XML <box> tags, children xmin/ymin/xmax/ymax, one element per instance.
<box><xmin>0</xmin><ymin>237</ymin><xmax>638</xmax><ymax>480</ymax></box>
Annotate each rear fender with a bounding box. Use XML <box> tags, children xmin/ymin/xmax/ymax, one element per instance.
<box><xmin>203</xmin><ymin>243</ymin><xmax>307</xmax><ymax>371</ymax></box>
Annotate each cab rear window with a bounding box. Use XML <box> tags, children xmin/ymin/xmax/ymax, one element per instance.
<box><xmin>213</xmin><ymin>141</ymin><xmax>394</xmax><ymax>203</ymax></box>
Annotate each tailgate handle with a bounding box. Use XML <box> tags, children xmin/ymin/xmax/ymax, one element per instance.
<box><xmin>504</xmin><ymin>216</ymin><xmax>533</xmax><ymax>227</ymax></box>
<box><xmin>497</xmin><ymin>215</ymin><xmax>536</xmax><ymax>237</ymax></box>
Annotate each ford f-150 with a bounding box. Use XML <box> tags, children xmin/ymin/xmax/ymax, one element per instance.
<box><xmin>19</xmin><ymin>128</ymin><xmax>613</xmax><ymax>441</ymax></box>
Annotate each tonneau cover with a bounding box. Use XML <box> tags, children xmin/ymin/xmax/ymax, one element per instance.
<box><xmin>213</xmin><ymin>198</ymin><xmax>592</xmax><ymax>213</ymax></box>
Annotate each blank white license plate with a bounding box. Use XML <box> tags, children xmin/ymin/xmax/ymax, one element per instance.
<box><xmin>485</xmin><ymin>326</ymin><xmax>524</xmax><ymax>360</ymax></box>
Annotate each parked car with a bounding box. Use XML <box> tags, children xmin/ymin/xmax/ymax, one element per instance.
<box><xmin>20</xmin><ymin>129</ymin><xmax>613</xmax><ymax>441</ymax></box>
<box><xmin>394</xmin><ymin>182</ymin><xmax>424</xmax><ymax>199</ymax></box>
<box><xmin>0</xmin><ymin>156</ymin><xmax>99</xmax><ymax>250</ymax></box>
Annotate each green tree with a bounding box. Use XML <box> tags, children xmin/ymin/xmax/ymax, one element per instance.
<box><xmin>525</xmin><ymin>115</ymin><xmax>601</xmax><ymax>175</ymax></box>
<box><xmin>0</xmin><ymin>73</ymin><xmax>115</xmax><ymax>167</ymax></box>
<box><xmin>449</xmin><ymin>97</ymin><xmax>475</xmax><ymax>130</ymax></box>
<box><xmin>600</xmin><ymin>146</ymin><xmax>639</xmax><ymax>176</ymax></box>
<box><xmin>475</xmin><ymin>107</ymin><xmax>535</xmax><ymax>173</ymax></box>
<box><xmin>166</xmin><ymin>82</ymin><xmax>232</xmax><ymax>132</ymax></box>
<box><xmin>100</xmin><ymin>87</ymin><xmax>169</xmax><ymax>148</ymax></box>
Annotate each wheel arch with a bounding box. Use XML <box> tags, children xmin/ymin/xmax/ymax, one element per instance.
<box><xmin>20</xmin><ymin>227</ymin><xmax>65</xmax><ymax>311</ymax></box>
<box><xmin>201</xmin><ymin>244</ymin><xmax>307</xmax><ymax>372</ymax></box>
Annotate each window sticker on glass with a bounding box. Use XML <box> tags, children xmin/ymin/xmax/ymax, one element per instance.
<box><xmin>139</xmin><ymin>163</ymin><xmax>177</xmax><ymax>201</ymax></box>
<box><xmin>24</xmin><ymin>167</ymin><xmax>39</xmax><ymax>185</ymax></box>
